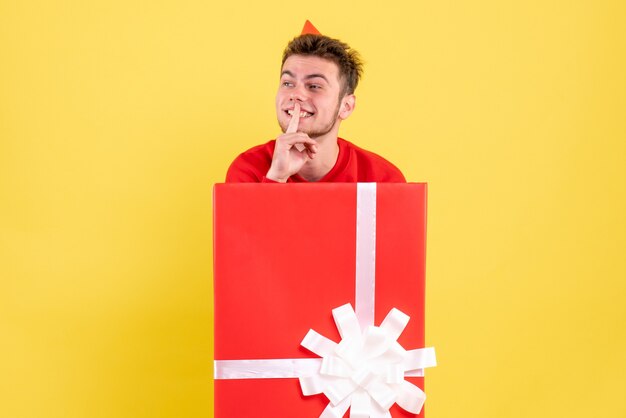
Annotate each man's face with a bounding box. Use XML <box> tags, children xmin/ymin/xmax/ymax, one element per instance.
<box><xmin>276</xmin><ymin>55</ymin><xmax>352</xmax><ymax>139</ymax></box>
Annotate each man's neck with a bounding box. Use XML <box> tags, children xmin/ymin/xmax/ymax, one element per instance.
<box><xmin>298</xmin><ymin>134</ymin><xmax>340</xmax><ymax>182</ymax></box>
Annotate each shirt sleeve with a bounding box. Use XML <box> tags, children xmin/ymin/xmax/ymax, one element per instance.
<box><xmin>225</xmin><ymin>142</ymin><xmax>276</xmax><ymax>183</ymax></box>
<box><xmin>386</xmin><ymin>167</ymin><xmax>407</xmax><ymax>183</ymax></box>
<box><xmin>261</xmin><ymin>176</ymin><xmax>279</xmax><ymax>183</ymax></box>
<box><xmin>225</xmin><ymin>154</ymin><xmax>263</xmax><ymax>183</ymax></box>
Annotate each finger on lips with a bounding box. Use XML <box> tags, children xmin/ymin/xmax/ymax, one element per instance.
<box><xmin>286</xmin><ymin>102</ymin><xmax>304</xmax><ymax>150</ymax></box>
<box><xmin>283</xmin><ymin>103</ymin><xmax>319</xmax><ymax>154</ymax></box>
<box><xmin>286</xmin><ymin>102</ymin><xmax>300</xmax><ymax>134</ymax></box>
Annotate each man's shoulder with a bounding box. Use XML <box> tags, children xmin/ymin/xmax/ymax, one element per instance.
<box><xmin>225</xmin><ymin>140</ymin><xmax>276</xmax><ymax>182</ymax></box>
<box><xmin>340</xmin><ymin>138</ymin><xmax>396</xmax><ymax>164</ymax></box>
<box><xmin>338</xmin><ymin>138</ymin><xmax>406</xmax><ymax>182</ymax></box>
<box><xmin>237</xmin><ymin>140</ymin><xmax>276</xmax><ymax>158</ymax></box>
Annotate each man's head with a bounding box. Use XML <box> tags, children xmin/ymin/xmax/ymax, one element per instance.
<box><xmin>276</xmin><ymin>34</ymin><xmax>363</xmax><ymax>139</ymax></box>
<box><xmin>281</xmin><ymin>34</ymin><xmax>363</xmax><ymax>97</ymax></box>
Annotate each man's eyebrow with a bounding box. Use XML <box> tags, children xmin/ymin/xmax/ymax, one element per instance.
<box><xmin>280</xmin><ymin>70</ymin><xmax>329</xmax><ymax>83</ymax></box>
<box><xmin>304</xmin><ymin>73</ymin><xmax>329</xmax><ymax>83</ymax></box>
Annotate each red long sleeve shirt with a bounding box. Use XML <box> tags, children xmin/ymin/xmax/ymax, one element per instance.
<box><xmin>226</xmin><ymin>138</ymin><xmax>406</xmax><ymax>183</ymax></box>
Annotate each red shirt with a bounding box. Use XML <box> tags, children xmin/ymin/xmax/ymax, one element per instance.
<box><xmin>226</xmin><ymin>138</ymin><xmax>406</xmax><ymax>183</ymax></box>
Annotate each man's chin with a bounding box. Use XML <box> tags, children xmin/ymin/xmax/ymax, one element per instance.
<box><xmin>276</xmin><ymin>124</ymin><xmax>313</xmax><ymax>137</ymax></box>
<box><xmin>276</xmin><ymin>119</ymin><xmax>336</xmax><ymax>139</ymax></box>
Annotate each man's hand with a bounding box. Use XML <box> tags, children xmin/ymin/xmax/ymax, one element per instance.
<box><xmin>266</xmin><ymin>103</ymin><xmax>318</xmax><ymax>182</ymax></box>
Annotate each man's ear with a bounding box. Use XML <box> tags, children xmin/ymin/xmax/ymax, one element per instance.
<box><xmin>338</xmin><ymin>94</ymin><xmax>356</xmax><ymax>120</ymax></box>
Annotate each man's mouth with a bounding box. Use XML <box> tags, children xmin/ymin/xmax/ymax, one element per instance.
<box><xmin>286</xmin><ymin>109</ymin><xmax>314</xmax><ymax>118</ymax></box>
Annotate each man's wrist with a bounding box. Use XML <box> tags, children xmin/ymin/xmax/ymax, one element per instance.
<box><xmin>266</xmin><ymin>169</ymin><xmax>289</xmax><ymax>183</ymax></box>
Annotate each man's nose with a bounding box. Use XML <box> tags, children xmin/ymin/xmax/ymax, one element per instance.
<box><xmin>290</xmin><ymin>87</ymin><xmax>307</xmax><ymax>102</ymax></box>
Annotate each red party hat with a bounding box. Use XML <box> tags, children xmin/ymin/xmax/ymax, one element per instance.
<box><xmin>301</xmin><ymin>20</ymin><xmax>321</xmax><ymax>35</ymax></box>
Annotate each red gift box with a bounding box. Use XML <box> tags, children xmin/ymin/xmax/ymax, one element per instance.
<box><xmin>213</xmin><ymin>183</ymin><xmax>434</xmax><ymax>418</ymax></box>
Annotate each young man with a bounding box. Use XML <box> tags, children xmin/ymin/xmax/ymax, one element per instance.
<box><xmin>226</xmin><ymin>22</ymin><xmax>405</xmax><ymax>183</ymax></box>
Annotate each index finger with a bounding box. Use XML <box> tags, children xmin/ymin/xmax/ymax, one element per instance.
<box><xmin>286</xmin><ymin>102</ymin><xmax>300</xmax><ymax>134</ymax></box>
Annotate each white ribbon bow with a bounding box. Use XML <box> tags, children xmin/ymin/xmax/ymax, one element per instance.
<box><xmin>300</xmin><ymin>303</ymin><xmax>436</xmax><ymax>418</ymax></box>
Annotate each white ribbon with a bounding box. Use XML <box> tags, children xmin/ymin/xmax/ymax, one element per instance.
<box><xmin>214</xmin><ymin>183</ymin><xmax>437</xmax><ymax>417</ymax></box>
<box><xmin>300</xmin><ymin>303</ymin><xmax>436</xmax><ymax>417</ymax></box>
<box><xmin>355</xmin><ymin>183</ymin><xmax>377</xmax><ymax>330</ymax></box>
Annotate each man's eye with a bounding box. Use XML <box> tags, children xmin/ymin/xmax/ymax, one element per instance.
<box><xmin>308</xmin><ymin>84</ymin><xmax>321</xmax><ymax>90</ymax></box>
<box><xmin>282</xmin><ymin>81</ymin><xmax>293</xmax><ymax>87</ymax></box>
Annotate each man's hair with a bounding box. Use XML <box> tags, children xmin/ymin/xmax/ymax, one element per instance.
<box><xmin>281</xmin><ymin>34</ymin><xmax>364</xmax><ymax>96</ymax></box>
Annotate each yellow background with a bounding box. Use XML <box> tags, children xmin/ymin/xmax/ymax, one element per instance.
<box><xmin>1</xmin><ymin>0</ymin><xmax>625</xmax><ymax>417</ymax></box>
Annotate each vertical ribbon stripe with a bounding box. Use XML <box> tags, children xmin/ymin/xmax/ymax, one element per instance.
<box><xmin>355</xmin><ymin>183</ymin><xmax>377</xmax><ymax>330</ymax></box>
